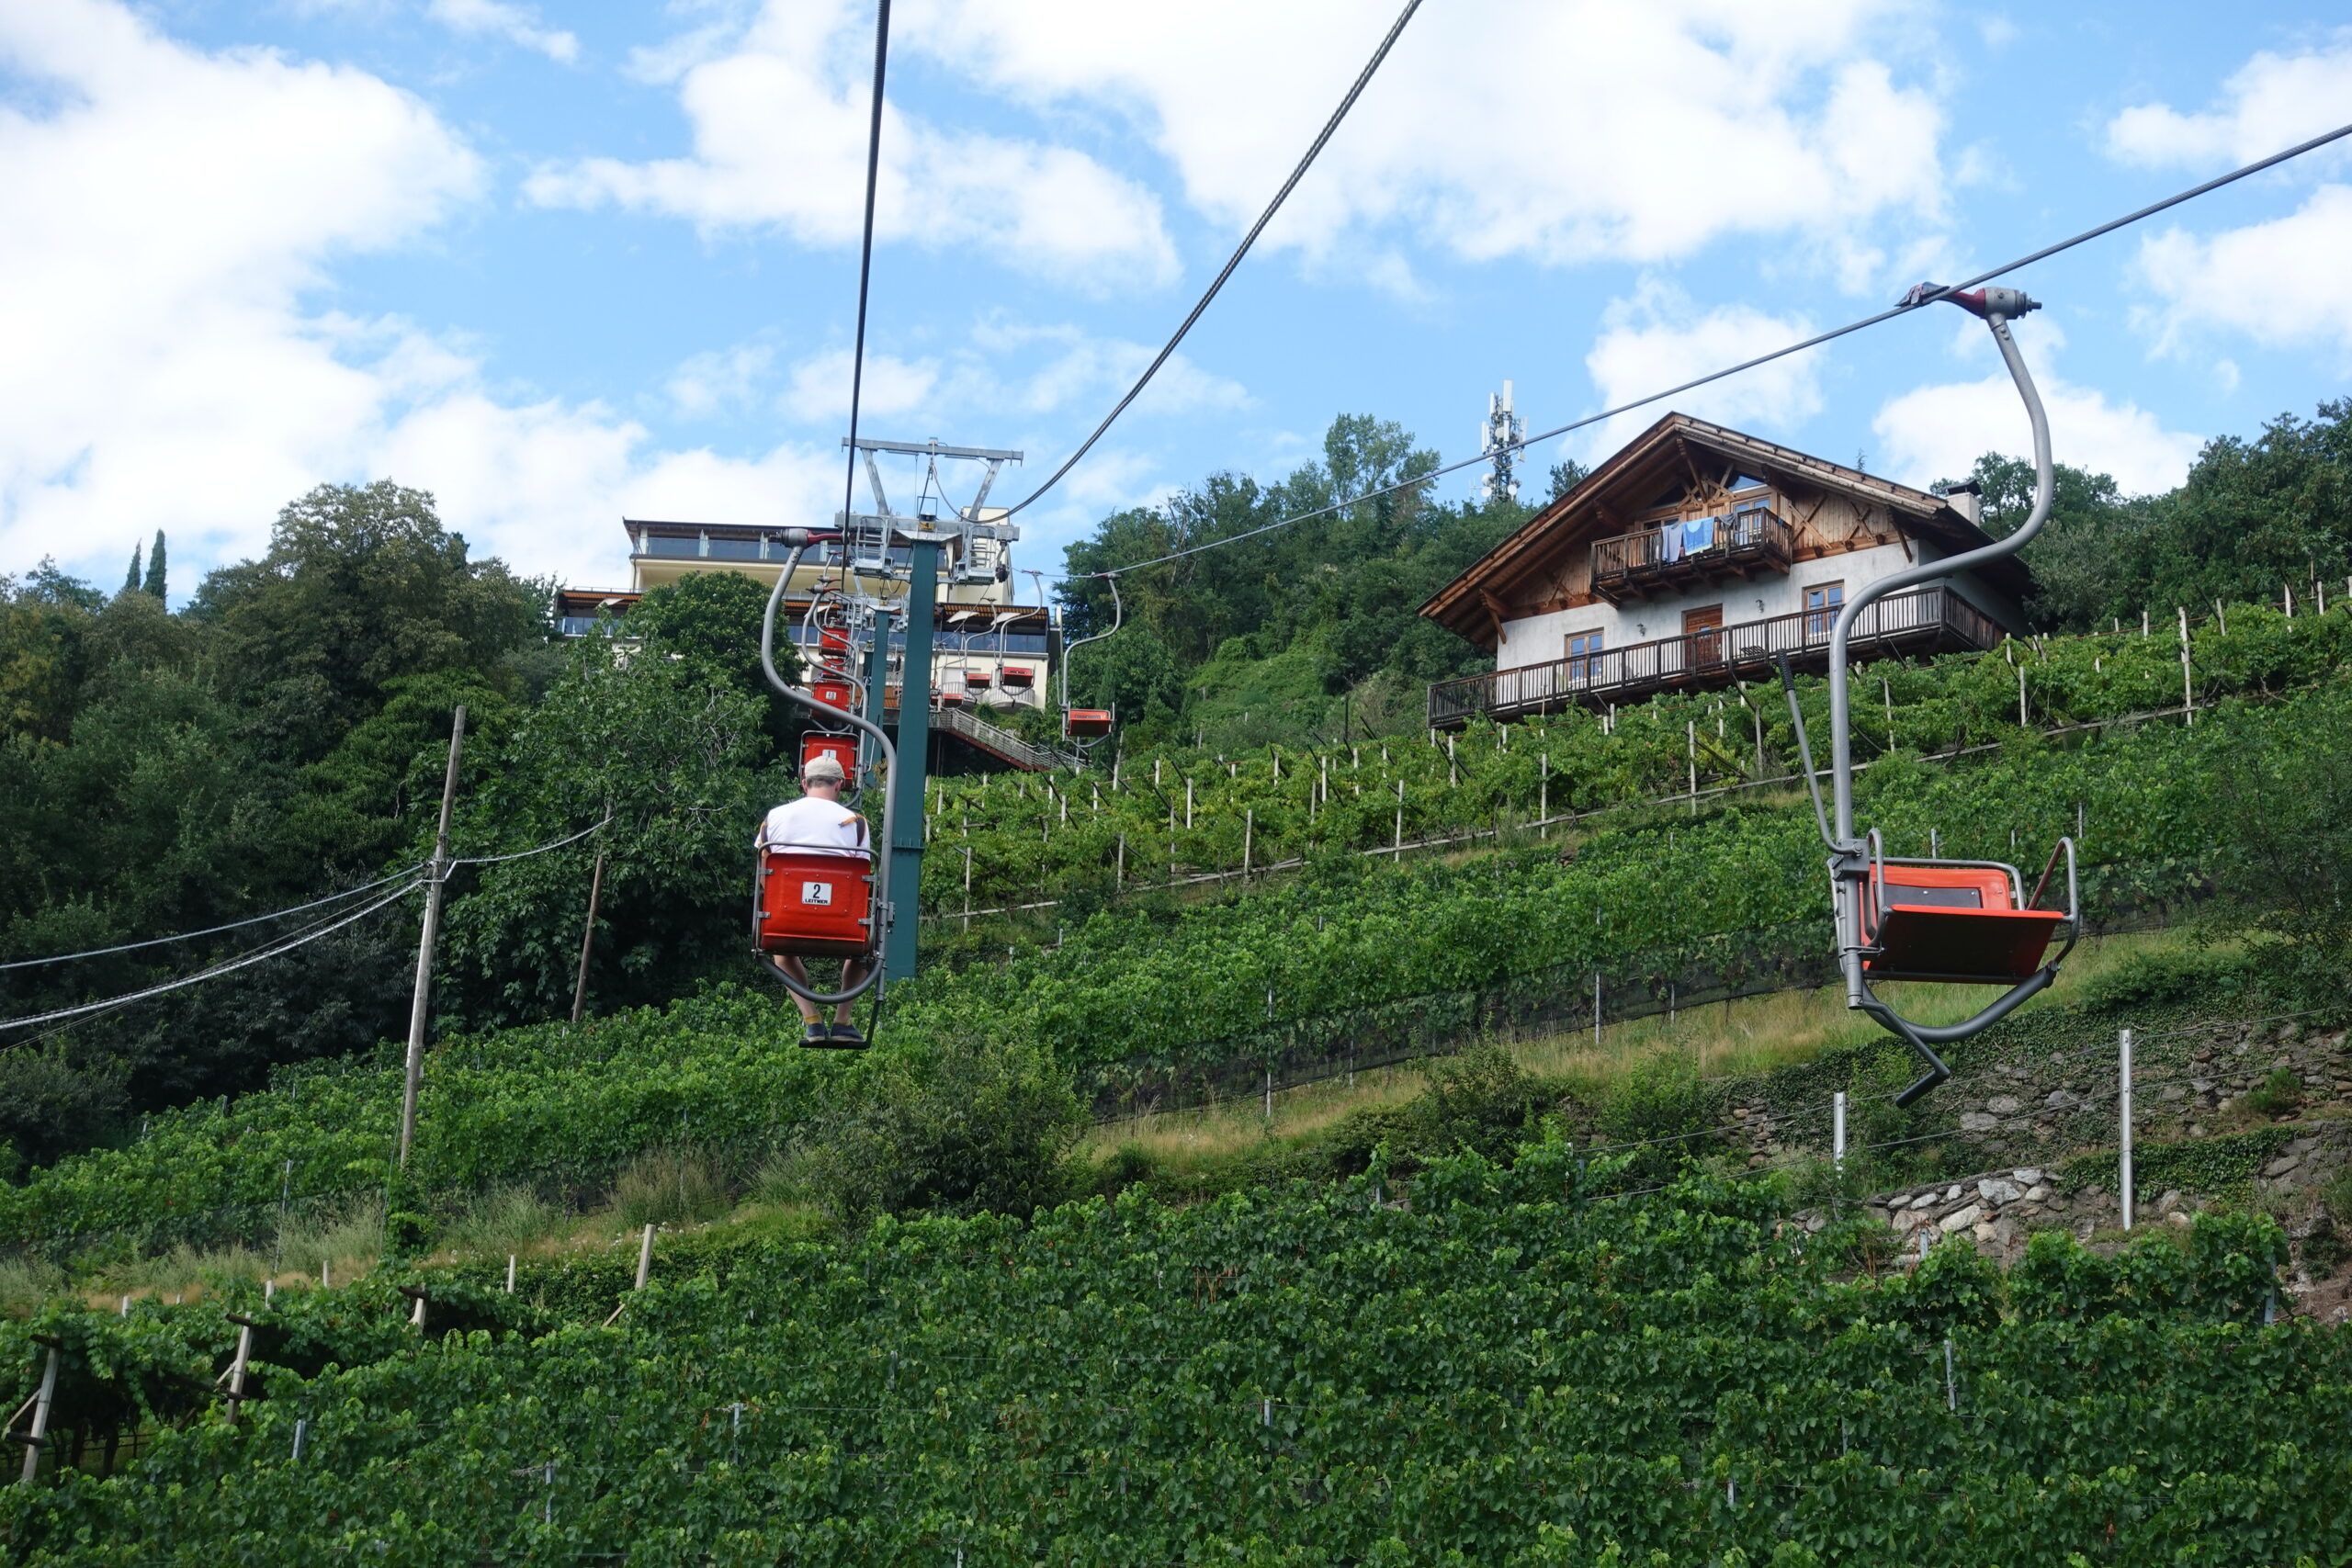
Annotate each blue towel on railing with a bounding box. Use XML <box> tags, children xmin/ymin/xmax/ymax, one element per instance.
<box><xmin>1657</xmin><ymin>525</ymin><xmax>1682</xmax><ymax>562</ymax></box>
<box><xmin>1683</xmin><ymin>516</ymin><xmax>1717</xmax><ymax>555</ymax></box>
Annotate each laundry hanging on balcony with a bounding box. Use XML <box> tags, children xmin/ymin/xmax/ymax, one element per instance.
<box><xmin>1681</xmin><ymin>516</ymin><xmax>1718</xmax><ymax>556</ymax></box>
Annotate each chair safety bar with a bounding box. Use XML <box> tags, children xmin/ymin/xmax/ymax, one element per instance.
<box><xmin>759</xmin><ymin>536</ymin><xmax>896</xmax><ymax>1010</ymax></box>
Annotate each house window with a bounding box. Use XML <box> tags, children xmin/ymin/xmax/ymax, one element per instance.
<box><xmin>1566</xmin><ymin>629</ymin><xmax>1602</xmax><ymax>682</ymax></box>
<box><xmin>1805</xmin><ymin>581</ymin><xmax>1845</xmax><ymax>637</ymax></box>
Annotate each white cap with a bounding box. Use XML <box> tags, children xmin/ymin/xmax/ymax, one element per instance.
<box><xmin>802</xmin><ymin>751</ymin><xmax>848</xmax><ymax>783</ymax></box>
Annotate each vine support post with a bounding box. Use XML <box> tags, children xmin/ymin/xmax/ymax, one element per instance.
<box><xmin>399</xmin><ymin>704</ymin><xmax>465</xmax><ymax>1169</ymax></box>
<box><xmin>636</xmin><ymin>1223</ymin><xmax>656</xmax><ymax>1289</ymax></box>
<box><xmin>2119</xmin><ymin>1028</ymin><xmax>2134</xmax><ymax>1231</ymax></box>
<box><xmin>1832</xmin><ymin>1092</ymin><xmax>1847</xmax><ymax>1169</ymax></box>
<box><xmin>1243</xmin><ymin>809</ymin><xmax>1253</xmax><ymax>880</ymax></box>
<box><xmin>1687</xmin><ymin>722</ymin><xmax>1697</xmax><ymax>813</ymax></box>
<box><xmin>18</xmin><ymin>1340</ymin><xmax>59</xmax><ymax>1483</ymax></box>
<box><xmin>570</xmin><ymin>847</ymin><xmax>607</xmax><ymax>1026</ymax></box>
<box><xmin>1539</xmin><ymin>752</ymin><xmax>1549</xmax><ymax>835</ymax></box>
<box><xmin>1393</xmin><ymin>781</ymin><xmax>1404</xmax><ymax>858</ymax></box>
<box><xmin>2177</xmin><ymin>608</ymin><xmax>2194</xmax><ymax>725</ymax></box>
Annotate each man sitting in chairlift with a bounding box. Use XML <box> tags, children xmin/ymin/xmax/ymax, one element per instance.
<box><xmin>755</xmin><ymin>751</ymin><xmax>872</xmax><ymax>1044</ymax></box>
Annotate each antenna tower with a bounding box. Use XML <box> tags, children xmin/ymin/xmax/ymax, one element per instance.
<box><xmin>1479</xmin><ymin>381</ymin><xmax>1523</xmax><ymax>505</ymax></box>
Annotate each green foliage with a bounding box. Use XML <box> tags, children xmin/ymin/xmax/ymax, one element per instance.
<box><xmin>2248</xmin><ymin>1067</ymin><xmax>2304</xmax><ymax>1117</ymax></box>
<box><xmin>775</xmin><ymin>1033</ymin><xmax>1086</xmax><ymax>1228</ymax></box>
<box><xmin>0</xmin><ymin>1170</ymin><xmax>2328</xmax><ymax>1563</ymax></box>
<box><xmin>1597</xmin><ymin>1051</ymin><xmax>1713</xmax><ymax>1185</ymax></box>
<box><xmin>1059</xmin><ymin>413</ymin><xmax>1523</xmax><ymax>746</ymax></box>
<box><xmin>139</xmin><ymin>531</ymin><xmax>165</xmax><ymax>604</ymax></box>
<box><xmin>431</xmin><ymin>644</ymin><xmax>785</xmax><ymax>1029</ymax></box>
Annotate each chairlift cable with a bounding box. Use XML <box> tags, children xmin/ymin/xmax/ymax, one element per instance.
<box><xmin>0</xmin><ymin>880</ymin><xmax>425</xmax><ymax>1037</ymax></box>
<box><xmin>1000</xmin><ymin>0</ymin><xmax>1426</xmax><ymax>522</ymax></box>
<box><xmin>836</xmin><ymin>0</ymin><xmax>894</xmax><ymax>543</ymax></box>
<box><xmin>0</xmin><ymin>862</ymin><xmax>426</xmax><ymax>971</ymax></box>
<box><xmin>1091</xmin><ymin>117</ymin><xmax>2352</xmax><ymax>580</ymax></box>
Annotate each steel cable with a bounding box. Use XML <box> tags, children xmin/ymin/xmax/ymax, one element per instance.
<box><xmin>1091</xmin><ymin>118</ymin><xmax>2352</xmax><ymax>581</ymax></box>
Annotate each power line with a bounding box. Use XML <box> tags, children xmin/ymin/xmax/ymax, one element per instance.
<box><xmin>1093</xmin><ymin>118</ymin><xmax>2352</xmax><ymax>580</ymax></box>
<box><xmin>836</xmin><ymin>0</ymin><xmax>893</xmax><ymax>538</ymax></box>
<box><xmin>1000</xmin><ymin>0</ymin><xmax>1426</xmax><ymax>522</ymax></box>
<box><xmin>0</xmin><ymin>880</ymin><xmax>424</xmax><ymax>1037</ymax></box>
<box><xmin>451</xmin><ymin>815</ymin><xmax>611</xmax><ymax>868</ymax></box>
<box><xmin>0</xmin><ymin>863</ymin><xmax>425</xmax><ymax>972</ymax></box>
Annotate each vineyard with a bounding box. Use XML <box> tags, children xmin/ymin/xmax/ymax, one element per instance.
<box><xmin>914</xmin><ymin>602</ymin><xmax>2347</xmax><ymax>916</ymax></box>
<box><xmin>5</xmin><ymin>657</ymin><xmax>2338</xmax><ymax>1264</ymax></box>
<box><xmin>4</xmin><ymin>1155</ymin><xmax>2337</xmax><ymax>1562</ymax></box>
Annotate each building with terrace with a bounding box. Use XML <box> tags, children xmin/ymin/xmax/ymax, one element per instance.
<box><xmin>555</xmin><ymin>517</ymin><xmax>1069</xmax><ymax>771</ymax></box>
<box><xmin>1419</xmin><ymin>413</ymin><xmax>2030</xmax><ymax>729</ymax></box>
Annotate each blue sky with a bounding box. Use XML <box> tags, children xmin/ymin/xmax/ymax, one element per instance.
<box><xmin>4</xmin><ymin>1</ymin><xmax>2349</xmax><ymax>602</ymax></box>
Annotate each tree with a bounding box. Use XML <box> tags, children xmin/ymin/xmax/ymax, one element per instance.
<box><xmin>141</xmin><ymin>530</ymin><xmax>167</xmax><ymax>602</ymax></box>
<box><xmin>627</xmin><ymin>570</ymin><xmax>801</xmax><ymax>750</ymax></box>
<box><xmin>431</xmin><ymin>643</ymin><xmax>785</xmax><ymax>1029</ymax></box>
<box><xmin>121</xmin><ymin>542</ymin><xmax>141</xmax><ymax>597</ymax></box>
<box><xmin>190</xmin><ymin>480</ymin><xmax>542</xmax><ymax>766</ymax></box>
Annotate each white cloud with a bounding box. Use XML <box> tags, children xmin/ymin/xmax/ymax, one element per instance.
<box><xmin>781</xmin><ymin>349</ymin><xmax>942</xmax><ymax>425</ymax></box>
<box><xmin>666</xmin><ymin>341</ymin><xmax>779</xmax><ymax>420</ymax></box>
<box><xmin>1582</xmin><ymin>282</ymin><xmax>1825</xmax><ymax>454</ymax></box>
<box><xmin>2133</xmin><ymin>183</ymin><xmax>2352</xmax><ymax>361</ymax></box>
<box><xmin>1872</xmin><ymin>360</ymin><xmax>2200</xmax><ymax>498</ymax></box>
<box><xmin>2106</xmin><ymin>35</ymin><xmax>2352</xmax><ymax>168</ymax></box>
<box><xmin>526</xmin><ymin>0</ymin><xmax>1175</xmax><ymax>288</ymax></box>
<box><xmin>910</xmin><ymin>0</ymin><xmax>1947</xmax><ymax>276</ymax></box>
<box><xmin>425</xmin><ymin>0</ymin><xmax>579</xmax><ymax>63</ymax></box>
<box><xmin>0</xmin><ymin>0</ymin><xmax>838</xmax><ymax>593</ymax></box>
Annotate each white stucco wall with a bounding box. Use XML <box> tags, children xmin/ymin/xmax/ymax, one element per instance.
<box><xmin>1494</xmin><ymin>538</ymin><xmax>2022</xmax><ymax>671</ymax></box>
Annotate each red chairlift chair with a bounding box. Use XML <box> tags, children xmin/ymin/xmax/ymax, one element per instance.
<box><xmin>800</xmin><ymin>732</ymin><xmax>858</xmax><ymax>780</ymax></box>
<box><xmin>752</xmin><ymin>530</ymin><xmax>898</xmax><ymax>1043</ymax></box>
<box><xmin>1778</xmin><ymin>282</ymin><xmax>2079</xmax><ymax>1107</ymax></box>
<box><xmin>753</xmin><ymin>848</ymin><xmax>876</xmax><ymax>962</ymax></box>
<box><xmin>1001</xmin><ymin>666</ymin><xmax>1035</xmax><ymax>691</ymax></box>
<box><xmin>1064</xmin><ymin>707</ymin><xmax>1114</xmax><ymax>739</ymax></box>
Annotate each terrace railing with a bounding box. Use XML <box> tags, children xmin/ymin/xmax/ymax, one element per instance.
<box><xmin>1590</xmin><ymin>507</ymin><xmax>1793</xmax><ymax>602</ymax></box>
<box><xmin>1429</xmin><ymin>584</ymin><xmax>2001</xmax><ymax>728</ymax></box>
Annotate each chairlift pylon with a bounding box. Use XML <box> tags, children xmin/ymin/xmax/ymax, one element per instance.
<box><xmin>1780</xmin><ymin>285</ymin><xmax>2078</xmax><ymax>1107</ymax></box>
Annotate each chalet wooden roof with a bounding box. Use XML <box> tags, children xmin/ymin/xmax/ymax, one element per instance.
<box><xmin>1419</xmin><ymin>412</ymin><xmax>2034</xmax><ymax>647</ymax></box>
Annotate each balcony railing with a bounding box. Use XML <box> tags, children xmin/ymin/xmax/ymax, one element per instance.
<box><xmin>1589</xmin><ymin>507</ymin><xmax>1793</xmax><ymax>603</ymax></box>
<box><xmin>1428</xmin><ymin>585</ymin><xmax>2001</xmax><ymax>728</ymax></box>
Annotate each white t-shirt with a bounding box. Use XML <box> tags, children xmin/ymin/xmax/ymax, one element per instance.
<box><xmin>757</xmin><ymin>795</ymin><xmax>871</xmax><ymax>857</ymax></box>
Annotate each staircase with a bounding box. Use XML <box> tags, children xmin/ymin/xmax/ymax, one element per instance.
<box><xmin>933</xmin><ymin>705</ymin><xmax>1079</xmax><ymax>773</ymax></box>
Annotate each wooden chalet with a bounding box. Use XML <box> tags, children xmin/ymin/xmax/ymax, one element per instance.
<box><xmin>1419</xmin><ymin>413</ymin><xmax>2030</xmax><ymax>728</ymax></box>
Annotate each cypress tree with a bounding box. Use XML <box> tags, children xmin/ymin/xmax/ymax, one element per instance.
<box><xmin>123</xmin><ymin>542</ymin><xmax>141</xmax><ymax>595</ymax></box>
<box><xmin>141</xmin><ymin>529</ymin><xmax>167</xmax><ymax>601</ymax></box>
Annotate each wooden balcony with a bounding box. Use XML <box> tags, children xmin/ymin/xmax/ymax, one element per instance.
<box><xmin>1427</xmin><ymin>585</ymin><xmax>2001</xmax><ymax>729</ymax></box>
<box><xmin>1589</xmin><ymin>508</ymin><xmax>1793</xmax><ymax>604</ymax></box>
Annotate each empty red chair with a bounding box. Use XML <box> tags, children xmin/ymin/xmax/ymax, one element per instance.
<box><xmin>1064</xmin><ymin>708</ymin><xmax>1114</xmax><ymax>739</ymax></box>
<box><xmin>755</xmin><ymin>849</ymin><xmax>875</xmax><ymax>958</ymax></box>
<box><xmin>801</xmin><ymin>733</ymin><xmax>857</xmax><ymax>778</ymax></box>
<box><xmin>811</xmin><ymin>679</ymin><xmax>854</xmax><ymax>710</ymax></box>
<box><xmin>1857</xmin><ymin>863</ymin><xmax>2067</xmax><ymax>984</ymax></box>
<box><xmin>1001</xmin><ymin>666</ymin><xmax>1035</xmax><ymax>690</ymax></box>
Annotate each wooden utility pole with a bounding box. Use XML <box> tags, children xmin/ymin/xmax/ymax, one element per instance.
<box><xmin>570</xmin><ymin>848</ymin><xmax>607</xmax><ymax>1025</ymax></box>
<box><xmin>399</xmin><ymin>705</ymin><xmax>466</xmax><ymax>1168</ymax></box>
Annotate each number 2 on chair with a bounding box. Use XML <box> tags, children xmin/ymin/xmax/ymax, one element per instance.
<box><xmin>801</xmin><ymin>881</ymin><xmax>832</xmax><ymax>906</ymax></box>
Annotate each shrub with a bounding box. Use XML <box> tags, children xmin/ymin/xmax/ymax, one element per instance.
<box><xmin>1597</xmin><ymin>1051</ymin><xmax>1712</xmax><ymax>1184</ymax></box>
<box><xmin>2247</xmin><ymin>1067</ymin><xmax>2303</xmax><ymax>1118</ymax></box>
